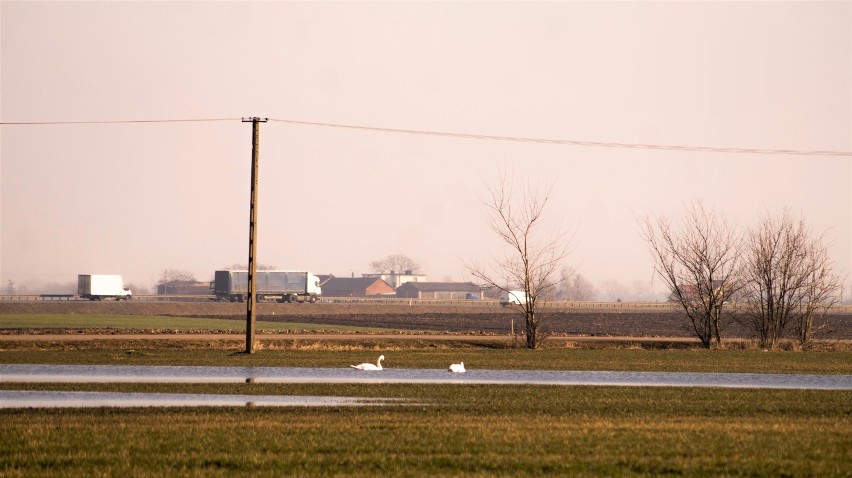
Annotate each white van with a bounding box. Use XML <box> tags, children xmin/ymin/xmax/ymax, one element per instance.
<box><xmin>499</xmin><ymin>290</ymin><xmax>527</xmax><ymax>306</ymax></box>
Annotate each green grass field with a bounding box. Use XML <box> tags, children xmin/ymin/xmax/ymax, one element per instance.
<box><xmin>1</xmin><ymin>383</ymin><xmax>850</xmax><ymax>477</ymax></box>
<box><xmin>1</xmin><ymin>314</ymin><xmax>851</xmax><ymax>476</ymax></box>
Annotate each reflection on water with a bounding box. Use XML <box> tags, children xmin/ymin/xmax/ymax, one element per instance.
<box><xmin>0</xmin><ymin>390</ymin><xmax>400</xmax><ymax>408</ymax></box>
<box><xmin>2</xmin><ymin>364</ymin><xmax>850</xmax><ymax>389</ymax></box>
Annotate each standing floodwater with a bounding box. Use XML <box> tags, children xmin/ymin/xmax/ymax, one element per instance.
<box><xmin>2</xmin><ymin>364</ymin><xmax>850</xmax><ymax>389</ymax></box>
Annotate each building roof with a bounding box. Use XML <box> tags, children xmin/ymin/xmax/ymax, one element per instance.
<box><xmin>396</xmin><ymin>282</ymin><xmax>482</xmax><ymax>292</ymax></box>
<box><xmin>362</xmin><ymin>272</ymin><xmax>427</xmax><ymax>277</ymax></box>
<box><xmin>321</xmin><ymin>277</ymin><xmax>389</xmax><ymax>292</ymax></box>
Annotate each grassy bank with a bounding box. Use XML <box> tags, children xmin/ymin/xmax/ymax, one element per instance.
<box><xmin>1</xmin><ymin>384</ymin><xmax>850</xmax><ymax>477</ymax></box>
<box><xmin>2</xmin><ymin>346</ymin><xmax>852</xmax><ymax>374</ymax></box>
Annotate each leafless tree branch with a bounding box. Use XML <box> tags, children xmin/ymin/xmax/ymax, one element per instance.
<box><xmin>742</xmin><ymin>210</ymin><xmax>842</xmax><ymax>348</ymax></box>
<box><xmin>641</xmin><ymin>201</ymin><xmax>743</xmax><ymax>348</ymax></box>
<box><xmin>467</xmin><ymin>169</ymin><xmax>571</xmax><ymax>349</ymax></box>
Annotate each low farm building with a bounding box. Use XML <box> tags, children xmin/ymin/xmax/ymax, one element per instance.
<box><xmin>395</xmin><ymin>282</ymin><xmax>485</xmax><ymax>300</ymax></box>
<box><xmin>361</xmin><ymin>271</ymin><xmax>427</xmax><ymax>288</ymax></box>
<box><xmin>320</xmin><ymin>277</ymin><xmax>395</xmax><ymax>297</ymax></box>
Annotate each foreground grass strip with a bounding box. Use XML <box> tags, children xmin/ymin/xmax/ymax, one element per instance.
<box><xmin>1</xmin><ymin>347</ymin><xmax>851</xmax><ymax>374</ymax></box>
<box><xmin>0</xmin><ymin>389</ymin><xmax>405</xmax><ymax>408</ymax></box>
<box><xmin>1</xmin><ymin>385</ymin><xmax>849</xmax><ymax>477</ymax></box>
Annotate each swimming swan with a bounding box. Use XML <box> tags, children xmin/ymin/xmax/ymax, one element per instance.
<box><xmin>351</xmin><ymin>355</ymin><xmax>384</xmax><ymax>370</ymax></box>
<box><xmin>448</xmin><ymin>362</ymin><xmax>466</xmax><ymax>373</ymax></box>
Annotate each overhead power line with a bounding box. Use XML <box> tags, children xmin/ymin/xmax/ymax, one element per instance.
<box><xmin>269</xmin><ymin>118</ymin><xmax>852</xmax><ymax>157</ymax></box>
<box><xmin>2</xmin><ymin>116</ymin><xmax>850</xmax><ymax>157</ymax></box>
<box><xmin>0</xmin><ymin>118</ymin><xmax>241</xmax><ymax>125</ymax></box>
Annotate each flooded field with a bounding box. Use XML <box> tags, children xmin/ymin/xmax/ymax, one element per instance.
<box><xmin>3</xmin><ymin>364</ymin><xmax>850</xmax><ymax>389</ymax></box>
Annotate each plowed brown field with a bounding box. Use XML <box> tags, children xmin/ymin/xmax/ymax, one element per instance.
<box><xmin>2</xmin><ymin>301</ymin><xmax>850</xmax><ymax>340</ymax></box>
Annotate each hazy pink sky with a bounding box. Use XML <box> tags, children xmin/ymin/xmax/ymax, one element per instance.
<box><xmin>2</xmin><ymin>1</ymin><xmax>850</xmax><ymax>297</ymax></box>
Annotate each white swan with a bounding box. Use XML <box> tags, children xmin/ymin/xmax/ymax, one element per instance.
<box><xmin>448</xmin><ymin>362</ymin><xmax>465</xmax><ymax>373</ymax></box>
<box><xmin>351</xmin><ymin>354</ymin><xmax>384</xmax><ymax>370</ymax></box>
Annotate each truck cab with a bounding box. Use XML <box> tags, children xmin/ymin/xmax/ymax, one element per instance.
<box><xmin>306</xmin><ymin>273</ymin><xmax>322</xmax><ymax>298</ymax></box>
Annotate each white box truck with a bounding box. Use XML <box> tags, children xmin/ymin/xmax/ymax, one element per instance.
<box><xmin>77</xmin><ymin>274</ymin><xmax>132</xmax><ymax>301</ymax></box>
<box><xmin>499</xmin><ymin>290</ymin><xmax>528</xmax><ymax>306</ymax></box>
<box><xmin>212</xmin><ymin>270</ymin><xmax>322</xmax><ymax>303</ymax></box>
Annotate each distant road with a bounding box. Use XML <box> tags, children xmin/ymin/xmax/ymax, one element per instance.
<box><xmin>0</xmin><ymin>294</ymin><xmax>682</xmax><ymax>308</ymax></box>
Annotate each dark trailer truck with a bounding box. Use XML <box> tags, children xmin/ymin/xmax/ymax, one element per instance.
<box><xmin>212</xmin><ymin>270</ymin><xmax>322</xmax><ymax>303</ymax></box>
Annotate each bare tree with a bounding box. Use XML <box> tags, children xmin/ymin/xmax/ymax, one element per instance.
<box><xmin>598</xmin><ymin>279</ymin><xmax>629</xmax><ymax>302</ymax></box>
<box><xmin>642</xmin><ymin>202</ymin><xmax>742</xmax><ymax>348</ymax></box>
<box><xmin>597</xmin><ymin>279</ymin><xmax>659</xmax><ymax>302</ymax></box>
<box><xmin>158</xmin><ymin>269</ymin><xmax>196</xmax><ymax>284</ymax></box>
<box><xmin>125</xmin><ymin>282</ymin><xmax>151</xmax><ymax>295</ymax></box>
<box><xmin>369</xmin><ymin>254</ymin><xmax>421</xmax><ymax>274</ymax></box>
<box><xmin>467</xmin><ymin>171</ymin><xmax>570</xmax><ymax>349</ymax></box>
<box><xmin>742</xmin><ymin>211</ymin><xmax>841</xmax><ymax>348</ymax></box>
<box><xmin>557</xmin><ymin>267</ymin><xmax>598</xmax><ymax>301</ymax></box>
<box><xmin>796</xmin><ymin>244</ymin><xmax>841</xmax><ymax>345</ymax></box>
<box><xmin>156</xmin><ymin>269</ymin><xmax>197</xmax><ymax>295</ymax></box>
<box><xmin>629</xmin><ymin>279</ymin><xmax>659</xmax><ymax>302</ymax></box>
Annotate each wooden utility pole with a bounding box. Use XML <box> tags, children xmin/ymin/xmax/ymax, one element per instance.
<box><xmin>242</xmin><ymin>117</ymin><xmax>267</xmax><ymax>353</ymax></box>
